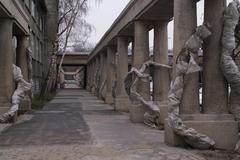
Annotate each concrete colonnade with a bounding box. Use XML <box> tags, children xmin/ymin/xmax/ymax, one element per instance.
<box><xmin>86</xmin><ymin>0</ymin><xmax>240</xmax><ymax>151</ymax></box>
<box><xmin>0</xmin><ymin>18</ymin><xmax>31</xmax><ymax>114</ymax></box>
<box><xmin>86</xmin><ymin>19</ymin><xmax>171</xmax><ymax>121</ymax></box>
<box><xmin>164</xmin><ymin>0</ymin><xmax>238</xmax><ymax>150</ymax></box>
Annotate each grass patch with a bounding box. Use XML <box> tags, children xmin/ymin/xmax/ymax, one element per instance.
<box><xmin>32</xmin><ymin>91</ymin><xmax>56</xmax><ymax>110</ymax></box>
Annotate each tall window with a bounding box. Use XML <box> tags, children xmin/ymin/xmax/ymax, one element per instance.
<box><xmin>40</xmin><ymin>42</ymin><xmax>43</xmax><ymax>62</ymax></box>
<box><xmin>31</xmin><ymin>0</ymin><xmax>35</xmax><ymax>17</ymax></box>
<box><xmin>30</xmin><ymin>33</ymin><xmax>35</xmax><ymax>58</ymax></box>
<box><xmin>24</xmin><ymin>0</ymin><xmax>30</xmax><ymax>8</ymax></box>
<box><xmin>40</xmin><ymin>17</ymin><xmax>43</xmax><ymax>31</ymax></box>
<box><xmin>35</xmin><ymin>37</ymin><xmax>39</xmax><ymax>61</ymax></box>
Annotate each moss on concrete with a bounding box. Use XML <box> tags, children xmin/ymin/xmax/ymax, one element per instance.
<box><xmin>32</xmin><ymin>92</ymin><xmax>56</xmax><ymax>110</ymax></box>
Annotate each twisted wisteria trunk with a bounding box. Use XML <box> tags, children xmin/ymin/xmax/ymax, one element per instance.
<box><xmin>124</xmin><ymin>23</ymin><xmax>215</xmax><ymax>149</ymax></box>
<box><xmin>0</xmin><ymin>64</ymin><xmax>31</xmax><ymax>123</ymax></box>
<box><xmin>221</xmin><ymin>0</ymin><xmax>240</xmax><ymax>121</ymax></box>
<box><xmin>99</xmin><ymin>79</ymin><xmax>106</xmax><ymax>99</ymax></box>
<box><xmin>168</xmin><ymin>23</ymin><xmax>215</xmax><ymax>149</ymax></box>
<box><xmin>220</xmin><ymin>0</ymin><xmax>240</xmax><ymax>152</ymax></box>
<box><xmin>94</xmin><ymin>68</ymin><xmax>100</xmax><ymax>95</ymax></box>
<box><xmin>124</xmin><ymin>61</ymin><xmax>171</xmax><ymax>129</ymax></box>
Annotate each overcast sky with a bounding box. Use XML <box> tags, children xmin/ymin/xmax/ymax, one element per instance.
<box><xmin>86</xmin><ymin>0</ymin><xmax>232</xmax><ymax>50</ymax></box>
<box><xmin>86</xmin><ymin>0</ymin><xmax>130</xmax><ymax>45</ymax></box>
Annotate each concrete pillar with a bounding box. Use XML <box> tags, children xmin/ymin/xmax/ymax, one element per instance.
<box><xmin>59</xmin><ymin>71</ymin><xmax>65</xmax><ymax>88</ymax></box>
<box><xmin>0</xmin><ymin>19</ymin><xmax>13</xmax><ymax>114</ymax></box>
<box><xmin>16</xmin><ymin>36</ymin><xmax>31</xmax><ymax>112</ymax></box>
<box><xmin>153</xmin><ymin>21</ymin><xmax>170</xmax><ymax>125</ymax></box>
<box><xmin>199</xmin><ymin>0</ymin><xmax>238</xmax><ymax>150</ymax></box>
<box><xmin>99</xmin><ymin>53</ymin><xmax>104</xmax><ymax>89</ymax></box>
<box><xmin>115</xmin><ymin>36</ymin><xmax>130</xmax><ymax>112</ymax></box>
<box><xmin>173</xmin><ymin>0</ymin><xmax>199</xmax><ymax>114</ymax></box>
<box><xmin>90</xmin><ymin>62</ymin><xmax>93</xmax><ymax>91</ymax></box>
<box><xmin>91</xmin><ymin>62</ymin><xmax>94</xmax><ymax>90</ymax></box>
<box><xmin>16</xmin><ymin>36</ymin><xmax>29</xmax><ymax>81</ymax></box>
<box><xmin>99</xmin><ymin>52</ymin><xmax>107</xmax><ymax>99</ymax></box>
<box><xmin>153</xmin><ymin>21</ymin><xmax>170</xmax><ymax>102</ymax></box>
<box><xmin>133</xmin><ymin>21</ymin><xmax>150</xmax><ymax>100</ymax></box>
<box><xmin>86</xmin><ymin>63</ymin><xmax>90</xmax><ymax>91</ymax></box>
<box><xmin>95</xmin><ymin>56</ymin><xmax>100</xmax><ymax>96</ymax></box>
<box><xmin>87</xmin><ymin>63</ymin><xmax>90</xmax><ymax>91</ymax></box>
<box><xmin>103</xmin><ymin>52</ymin><xmax>108</xmax><ymax>99</ymax></box>
<box><xmin>88</xmin><ymin>62</ymin><xmax>93</xmax><ymax>91</ymax></box>
<box><xmin>91</xmin><ymin>59</ymin><xmax>96</xmax><ymax>93</ymax></box>
<box><xmin>105</xmin><ymin>46</ymin><xmax>115</xmax><ymax>104</ymax></box>
<box><xmin>203</xmin><ymin>0</ymin><xmax>228</xmax><ymax>114</ymax></box>
<box><xmin>130</xmin><ymin>21</ymin><xmax>150</xmax><ymax>122</ymax></box>
<box><xmin>165</xmin><ymin>0</ymin><xmax>199</xmax><ymax>146</ymax></box>
<box><xmin>92</xmin><ymin>60</ymin><xmax>96</xmax><ymax>93</ymax></box>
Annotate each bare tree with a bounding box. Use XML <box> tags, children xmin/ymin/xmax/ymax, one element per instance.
<box><xmin>39</xmin><ymin>0</ymin><xmax>101</xmax><ymax>98</ymax></box>
<box><xmin>72</xmin><ymin>42</ymin><xmax>95</xmax><ymax>52</ymax></box>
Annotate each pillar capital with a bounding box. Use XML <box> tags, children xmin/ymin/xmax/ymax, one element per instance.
<box><xmin>133</xmin><ymin>20</ymin><xmax>151</xmax><ymax>27</ymax></box>
<box><xmin>106</xmin><ymin>44</ymin><xmax>117</xmax><ymax>50</ymax></box>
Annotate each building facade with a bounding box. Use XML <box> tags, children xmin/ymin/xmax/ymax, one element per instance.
<box><xmin>0</xmin><ymin>0</ymin><xmax>58</xmax><ymax>114</ymax></box>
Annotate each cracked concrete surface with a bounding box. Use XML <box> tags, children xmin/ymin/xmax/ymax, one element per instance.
<box><xmin>0</xmin><ymin>89</ymin><xmax>239</xmax><ymax>160</ymax></box>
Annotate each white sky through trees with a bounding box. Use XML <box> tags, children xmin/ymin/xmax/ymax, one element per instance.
<box><xmin>86</xmin><ymin>0</ymin><xmax>232</xmax><ymax>50</ymax></box>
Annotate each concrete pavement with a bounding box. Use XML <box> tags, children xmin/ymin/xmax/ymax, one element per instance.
<box><xmin>0</xmin><ymin>89</ymin><xmax>238</xmax><ymax>160</ymax></box>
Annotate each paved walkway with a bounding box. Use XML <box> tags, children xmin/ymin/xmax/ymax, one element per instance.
<box><xmin>0</xmin><ymin>89</ymin><xmax>238</xmax><ymax>160</ymax></box>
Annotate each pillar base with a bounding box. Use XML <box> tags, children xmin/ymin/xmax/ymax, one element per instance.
<box><xmin>86</xmin><ymin>86</ymin><xmax>90</xmax><ymax>91</ymax></box>
<box><xmin>94</xmin><ymin>90</ymin><xmax>99</xmax><ymax>97</ymax></box>
<box><xmin>105</xmin><ymin>93</ymin><xmax>114</xmax><ymax>105</ymax></box>
<box><xmin>11</xmin><ymin>112</ymin><xmax>18</xmax><ymax>123</ymax></box>
<box><xmin>0</xmin><ymin>104</ymin><xmax>17</xmax><ymax>123</ymax></box>
<box><xmin>130</xmin><ymin>103</ymin><xmax>149</xmax><ymax>123</ymax></box>
<box><xmin>0</xmin><ymin>103</ymin><xmax>11</xmax><ymax>114</ymax></box>
<box><xmin>91</xmin><ymin>87</ymin><xmax>95</xmax><ymax>94</ymax></box>
<box><xmin>158</xmin><ymin>104</ymin><xmax>169</xmax><ymax>127</ymax></box>
<box><xmin>99</xmin><ymin>90</ymin><xmax>107</xmax><ymax>101</ymax></box>
<box><xmin>164</xmin><ymin>114</ymin><xmax>239</xmax><ymax>150</ymax></box>
<box><xmin>114</xmin><ymin>96</ymin><xmax>129</xmax><ymax>112</ymax></box>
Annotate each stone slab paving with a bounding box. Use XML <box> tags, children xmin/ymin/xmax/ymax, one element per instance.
<box><xmin>0</xmin><ymin>89</ymin><xmax>239</xmax><ymax>160</ymax></box>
